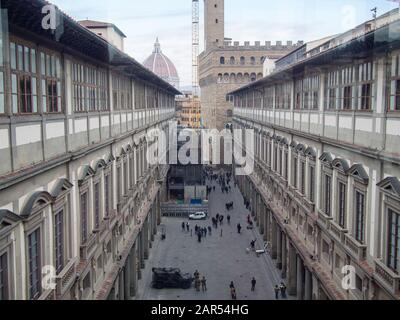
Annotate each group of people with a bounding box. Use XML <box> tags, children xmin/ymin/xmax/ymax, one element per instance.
<box><xmin>193</xmin><ymin>270</ymin><xmax>207</xmax><ymax>292</ymax></box>
<box><xmin>274</xmin><ymin>282</ymin><xmax>287</xmax><ymax>299</ymax></box>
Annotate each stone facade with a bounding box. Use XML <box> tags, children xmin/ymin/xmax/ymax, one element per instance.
<box><xmin>175</xmin><ymin>93</ymin><xmax>201</xmax><ymax>128</ymax></box>
<box><xmin>199</xmin><ymin>0</ymin><xmax>302</xmax><ymax>130</ymax></box>
<box><xmin>0</xmin><ymin>1</ymin><xmax>178</xmax><ymax>300</ymax></box>
<box><xmin>229</xmin><ymin>10</ymin><xmax>400</xmax><ymax>300</ymax></box>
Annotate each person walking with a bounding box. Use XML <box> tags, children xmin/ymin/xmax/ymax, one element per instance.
<box><xmin>237</xmin><ymin>223</ymin><xmax>242</xmax><ymax>234</ymax></box>
<box><xmin>227</xmin><ymin>215</ymin><xmax>231</xmax><ymax>224</ymax></box>
<box><xmin>197</xmin><ymin>231</ymin><xmax>202</xmax><ymax>243</ymax></box>
<box><xmin>229</xmin><ymin>282</ymin><xmax>236</xmax><ymax>300</ymax></box>
<box><xmin>274</xmin><ymin>285</ymin><xmax>280</xmax><ymax>300</ymax></box>
<box><xmin>186</xmin><ymin>222</ymin><xmax>190</xmax><ymax>232</ymax></box>
<box><xmin>182</xmin><ymin>222</ymin><xmax>185</xmax><ymax>231</ymax></box>
<box><xmin>201</xmin><ymin>276</ymin><xmax>207</xmax><ymax>292</ymax></box>
<box><xmin>280</xmin><ymin>282</ymin><xmax>287</xmax><ymax>298</ymax></box>
<box><xmin>251</xmin><ymin>278</ymin><xmax>257</xmax><ymax>291</ymax></box>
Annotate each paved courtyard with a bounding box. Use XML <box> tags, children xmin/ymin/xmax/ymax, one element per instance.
<box><xmin>135</xmin><ymin>176</ymin><xmax>292</xmax><ymax>300</ymax></box>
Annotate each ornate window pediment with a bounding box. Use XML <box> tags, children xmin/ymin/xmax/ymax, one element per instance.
<box><xmin>290</xmin><ymin>141</ymin><xmax>298</xmax><ymax>149</ymax></box>
<box><xmin>332</xmin><ymin>158</ymin><xmax>350</xmax><ymax>174</ymax></box>
<box><xmin>295</xmin><ymin>144</ymin><xmax>306</xmax><ymax>154</ymax></box>
<box><xmin>93</xmin><ymin>159</ymin><xmax>107</xmax><ymax>174</ymax></box>
<box><xmin>304</xmin><ymin>147</ymin><xmax>316</xmax><ymax>161</ymax></box>
<box><xmin>0</xmin><ymin>210</ymin><xmax>22</xmax><ymax>229</ymax></box>
<box><xmin>377</xmin><ymin>177</ymin><xmax>400</xmax><ymax>199</ymax></box>
<box><xmin>78</xmin><ymin>165</ymin><xmax>95</xmax><ymax>185</ymax></box>
<box><xmin>347</xmin><ymin>164</ymin><xmax>369</xmax><ymax>184</ymax></box>
<box><xmin>105</xmin><ymin>153</ymin><xmax>115</xmax><ymax>165</ymax></box>
<box><xmin>20</xmin><ymin>191</ymin><xmax>53</xmax><ymax>218</ymax></box>
<box><xmin>50</xmin><ymin>178</ymin><xmax>73</xmax><ymax>199</ymax></box>
<box><xmin>319</xmin><ymin>152</ymin><xmax>333</xmax><ymax>167</ymax></box>
<box><xmin>280</xmin><ymin>137</ymin><xmax>288</xmax><ymax>147</ymax></box>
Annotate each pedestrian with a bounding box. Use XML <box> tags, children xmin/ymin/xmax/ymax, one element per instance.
<box><xmin>237</xmin><ymin>223</ymin><xmax>242</xmax><ymax>234</ymax></box>
<box><xmin>251</xmin><ymin>277</ymin><xmax>256</xmax><ymax>291</ymax></box>
<box><xmin>280</xmin><ymin>282</ymin><xmax>287</xmax><ymax>298</ymax></box>
<box><xmin>274</xmin><ymin>285</ymin><xmax>280</xmax><ymax>299</ymax></box>
<box><xmin>186</xmin><ymin>222</ymin><xmax>190</xmax><ymax>232</ymax></box>
<box><xmin>198</xmin><ymin>231</ymin><xmax>202</xmax><ymax>243</ymax></box>
<box><xmin>201</xmin><ymin>276</ymin><xmax>207</xmax><ymax>291</ymax></box>
<box><xmin>250</xmin><ymin>239</ymin><xmax>256</xmax><ymax>251</ymax></box>
<box><xmin>227</xmin><ymin>215</ymin><xmax>231</xmax><ymax>224</ymax></box>
<box><xmin>182</xmin><ymin>221</ymin><xmax>185</xmax><ymax>231</ymax></box>
<box><xmin>194</xmin><ymin>270</ymin><xmax>200</xmax><ymax>279</ymax></box>
<box><xmin>195</xmin><ymin>278</ymin><xmax>201</xmax><ymax>292</ymax></box>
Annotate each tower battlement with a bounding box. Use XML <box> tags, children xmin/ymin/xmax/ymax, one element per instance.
<box><xmin>222</xmin><ymin>40</ymin><xmax>303</xmax><ymax>50</ymax></box>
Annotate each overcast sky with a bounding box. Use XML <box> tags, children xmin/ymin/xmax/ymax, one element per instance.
<box><xmin>50</xmin><ymin>0</ymin><xmax>399</xmax><ymax>87</ymax></box>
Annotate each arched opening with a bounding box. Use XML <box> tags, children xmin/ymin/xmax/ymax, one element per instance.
<box><xmin>220</xmin><ymin>57</ymin><xmax>225</xmax><ymax>65</ymax></box>
<box><xmin>250</xmin><ymin>57</ymin><xmax>256</xmax><ymax>65</ymax></box>
<box><xmin>230</xmin><ymin>73</ymin><xmax>236</xmax><ymax>83</ymax></box>
<box><xmin>244</xmin><ymin>73</ymin><xmax>250</xmax><ymax>82</ymax></box>
<box><xmin>240</xmin><ymin>57</ymin><xmax>245</xmax><ymax>65</ymax></box>
<box><xmin>237</xmin><ymin>73</ymin><xmax>243</xmax><ymax>83</ymax></box>
<box><xmin>230</xmin><ymin>56</ymin><xmax>235</xmax><ymax>65</ymax></box>
<box><xmin>223</xmin><ymin>73</ymin><xmax>229</xmax><ymax>83</ymax></box>
<box><xmin>217</xmin><ymin>73</ymin><xmax>223</xmax><ymax>83</ymax></box>
<box><xmin>250</xmin><ymin>73</ymin><xmax>257</xmax><ymax>82</ymax></box>
<box><xmin>257</xmin><ymin>73</ymin><xmax>263</xmax><ymax>80</ymax></box>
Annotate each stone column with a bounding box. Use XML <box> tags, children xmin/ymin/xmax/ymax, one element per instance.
<box><xmin>143</xmin><ymin>219</ymin><xmax>149</xmax><ymax>259</ymax></box>
<box><xmin>124</xmin><ymin>255</ymin><xmax>131</xmax><ymax>300</ymax></box>
<box><xmin>281</xmin><ymin>234</ymin><xmax>287</xmax><ymax>279</ymax></box>
<box><xmin>296</xmin><ymin>255</ymin><xmax>305</xmax><ymax>300</ymax></box>
<box><xmin>139</xmin><ymin>230</ymin><xmax>145</xmax><ymax>270</ymax></box>
<box><xmin>118</xmin><ymin>271</ymin><xmax>125</xmax><ymax>300</ymax></box>
<box><xmin>271</xmin><ymin>219</ymin><xmax>278</xmax><ymax>259</ymax></box>
<box><xmin>304</xmin><ymin>268</ymin><xmax>313</xmax><ymax>300</ymax></box>
<box><xmin>276</xmin><ymin>228</ymin><xmax>282</xmax><ymax>269</ymax></box>
<box><xmin>288</xmin><ymin>243</ymin><xmax>297</xmax><ymax>296</ymax></box>
<box><xmin>260</xmin><ymin>203</ymin><xmax>265</xmax><ymax>235</ymax></box>
<box><xmin>130</xmin><ymin>245</ymin><xmax>138</xmax><ymax>297</ymax></box>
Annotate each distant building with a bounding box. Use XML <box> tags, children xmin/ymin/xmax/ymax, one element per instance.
<box><xmin>175</xmin><ymin>92</ymin><xmax>202</xmax><ymax>129</ymax></box>
<box><xmin>199</xmin><ymin>0</ymin><xmax>302</xmax><ymax>130</ymax></box>
<box><xmin>78</xmin><ymin>19</ymin><xmax>126</xmax><ymax>52</ymax></box>
<box><xmin>143</xmin><ymin>38</ymin><xmax>180</xmax><ymax>89</ymax></box>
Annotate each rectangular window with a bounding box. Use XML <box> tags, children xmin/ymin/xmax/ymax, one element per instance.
<box><xmin>309</xmin><ymin>166</ymin><xmax>315</xmax><ymax>202</ymax></box>
<box><xmin>284</xmin><ymin>152</ymin><xmax>288</xmax><ymax>180</ymax></box>
<box><xmin>0</xmin><ymin>72</ymin><xmax>4</xmax><ymax>114</ymax></box>
<box><xmin>80</xmin><ymin>192</ymin><xmax>88</xmax><ymax>244</ymax></box>
<box><xmin>28</xmin><ymin>229</ymin><xmax>41</xmax><ymax>300</ymax></box>
<box><xmin>54</xmin><ymin>210</ymin><xmax>64</xmax><ymax>274</ymax></box>
<box><xmin>355</xmin><ymin>191</ymin><xmax>365</xmax><ymax>243</ymax></box>
<box><xmin>117</xmin><ymin>166</ymin><xmax>121</xmax><ymax>202</ymax></box>
<box><xmin>0</xmin><ymin>252</ymin><xmax>9</xmax><ymax>300</ymax></box>
<box><xmin>360</xmin><ymin>83</ymin><xmax>371</xmax><ymax>110</ymax></box>
<box><xmin>104</xmin><ymin>174</ymin><xmax>110</xmax><ymax>217</ymax></box>
<box><xmin>324</xmin><ymin>175</ymin><xmax>332</xmax><ymax>216</ymax></box>
<box><xmin>387</xmin><ymin>209</ymin><xmax>400</xmax><ymax>272</ymax></box>
<box><xmin>389</xmin><ymin>79</ymin><xmax>400</xmax><ymax>111</ymax></box>
<box><xmin>300</xmin><ymin>161</ymin><xmax>306</xmax><ymax>195</ymax></box>
<box><xmin>328</xmin><ymin>88</ymin><xmax>336</xmax><ymax>110</ymax></box>
<box><xmin>11</xmin><ymin>43</ymin><xmax>38</xmax><ymax>114</ymax></box>
<box><xmin>338</xmin><ymin>182</ymin><xmax>346</xmax><ymax>228</ymax></box>
<box><xmin>94</xmin><ymin>183</ymin><xmax>100</xmax><ymax>229</ymax></box>
<box><xmin>343</xmin><ymin>86</ymin><xmax>352</xmax><ymax>110</ymax></box>
<box><xmin>292</xmin><ymin>157</ymin><xmax>298</xmax><ymax>188</ymax></box>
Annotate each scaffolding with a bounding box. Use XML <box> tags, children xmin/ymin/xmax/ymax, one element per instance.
<box><xmin>192</xmin><ymin>0</ymin><xmax>199</xmax><ymax>97</ymax></box>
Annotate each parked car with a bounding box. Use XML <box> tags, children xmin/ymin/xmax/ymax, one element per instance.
<box><xmin>189</xmin><ymin>212</ymin><xmax>207</xmax><ymax>220</ymax></box>
<box><xmin>152</xmin><ymin>268</ymin><xmax>193</xmax><ymax>289</ymax></box>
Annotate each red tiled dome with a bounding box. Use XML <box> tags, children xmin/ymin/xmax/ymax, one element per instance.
<box><xmin>143</xmin><ymin>38</ymin><xmax>180</xmax><ymax>89</ymax></box>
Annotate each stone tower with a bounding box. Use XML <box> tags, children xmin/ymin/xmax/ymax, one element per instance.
<box><xmin>204</xmin><ymin>0</ymin><xmax>225</xmax><ymax>51</ymax></box>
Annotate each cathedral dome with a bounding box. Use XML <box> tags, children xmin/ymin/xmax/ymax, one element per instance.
<box><xmin>143</xmin><ymin>38</ymin><xmax>180</xmax><ymax>89</ymax></box>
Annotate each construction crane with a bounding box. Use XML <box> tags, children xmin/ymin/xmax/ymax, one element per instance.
<box><xmin>192</xmin><ymin>0</ymin><xmax>199</xmax><ymax>97</ymax></box>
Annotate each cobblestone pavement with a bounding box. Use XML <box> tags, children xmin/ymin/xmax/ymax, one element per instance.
<box><xmin>135</xmin><ymin>175</ymin><xmax>293</xmax><ymax>301</ymax></box>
